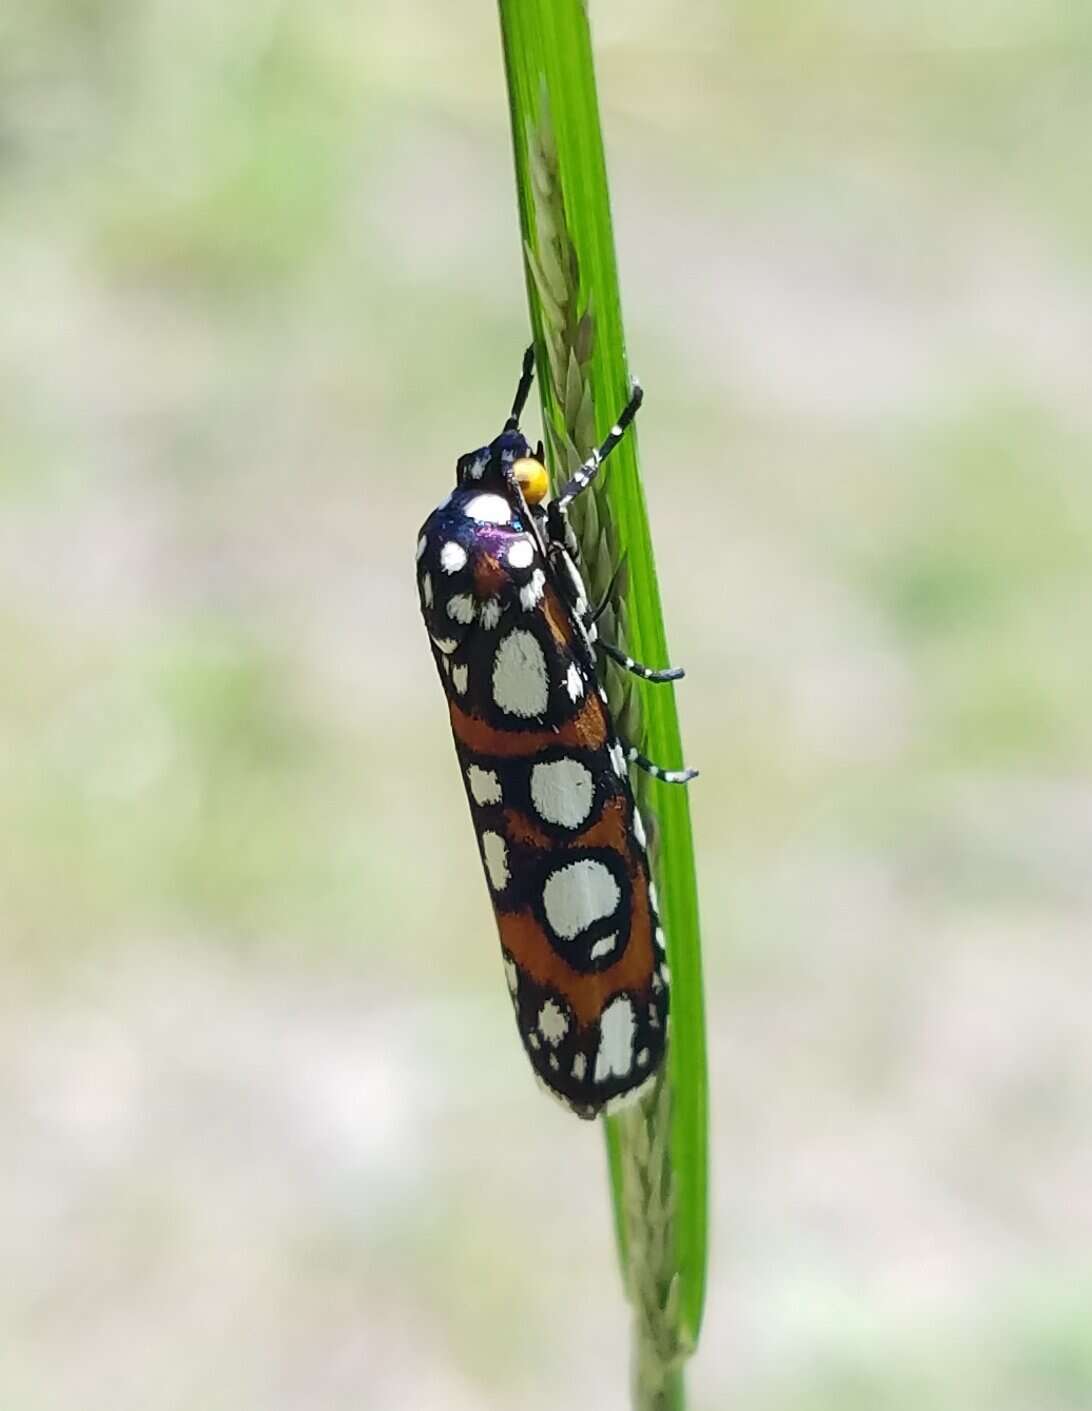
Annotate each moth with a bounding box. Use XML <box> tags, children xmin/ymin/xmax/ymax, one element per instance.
<box><xmin>415</xmin><ymin>348</ymin><xmax>694</xmax><ymax>1117</ymax></box>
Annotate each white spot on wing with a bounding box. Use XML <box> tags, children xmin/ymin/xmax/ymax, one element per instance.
<box><xmin>519</xmin><ymin>569</ymin><xmax>546</xmax><ymax>612</ymax></box>
<box><xmin>565</xmin><ymin>663</ymin><xmax>583</xmax><ymax>702</ymax></box>
<box><xmin>492</xmin><ymin>629</ymin><xmax>549</xmax><ymax>718</ymax></box>
<box><xmin>632</xmin><ymin>808</ymin><xmax>647</xmax><ymax>848</ymax></box>
<box><xmin>589</xmin><ymin>933</ymin><xmax>617</xmax><ymax>962</ymax></box>
<box><xmin>416</xmin><ymin>535</ymin><xmax>427</xmax><ymax>561</ymax></box>
<box><xmin>507</xmin><ymin>538</ymin><xmax>535</xmax><ymax>570</ymax></box>
<box><xmin>572</xmin><ymin>1052</ymin><xmax>587</xmax><ymax>1080</ymax></box>
<box><xmin>595</xmin><ymin>996</ymin><xmax>635</xmax><ymax>1082</ymax></box>
<box><xmin>440</xmin><ymin>541</ymin><xmax>467</xmax><ymax>574</ymax></box>
<box><xmin>538</xmin><ymin>1000</ymin><xmax>568</xmax><ymax>1046</ymax></box>
<box><xmin>480</xmin><ymin>597</ymin><xmax>502</xmax><ymax>631</ymax></box>
<box><xmin>421</xmin><ymin>572</ymin><xmax>433</xmax><ymax>608</ymax></box>
<box><xmin>467</xmin><ymin>765</ymin><xmax>501</xmax><ymax>806</ymax></box>
<box><xmin>609</xmin><ymin>741</ymin><xmax>627</xmax><ymax>777</ymax></box>
<box><xmin>447</xmin><ymin>593</ymin><xmax>476</xmax><ymax>624</ymax></box>
<box><xmin>504</xmin><ymin>955</ymin><xmax>518</xmax><ymax>994</ymax></box>
<box><xmin>542</xmin><ymin>858</ymin><xmax>620</xmax><ymax>940</ymax></box>
<box><xmin>451</xmin><ymin>662</ymin><xmax>468</xmax><ymax>694</ymax></box>
<box><xmin>481</xmin><ymin>831</ymin><xmax>509</xmax><ymax>892</ymax></box>
<box><xmin>431</xmin><ymin>635</ymin><xmax>458</xmax><ymax>655</ymax></box>
<box><xmin>530</xmin><ymin>756</ymin><xmax>594</xmax><ymax>829</ymax></box>
<box><xmin>466</xmin><ymin>493</ymin><xmax>511</xmax><ymax>525</ymax></box>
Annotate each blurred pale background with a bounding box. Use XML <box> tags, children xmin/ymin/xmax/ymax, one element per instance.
<box><xmin>3</xmin><ymin>3</ymin><xmax>1091</xmax><ymax>1408</ymax></box>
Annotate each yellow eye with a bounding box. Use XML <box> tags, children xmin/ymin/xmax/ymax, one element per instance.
<box><xmin>513</xmin><ymin>456</ymin><xmax>549</xmax><ymax>506</ymax></box>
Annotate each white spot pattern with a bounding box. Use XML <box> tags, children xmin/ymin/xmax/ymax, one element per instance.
<box><xmin>542</xmin><ymin>858</ymin><xmax>620</xmax><ymax>940</ymax></box>
<box><xmin>589</xmin><ymin>933</ymin><xmax>618</xmax><ymax>962</ymax></box>
<box><xmin>447</xmin><ymin>593</ymin><xmax>476</xmax><ymax>624</ymax></box>
<box><xmin>431</xmin><ymin>635</ymin><xmax>458</xmax><ymax>655</ymax></box>
<box><xmin>632</xmin><ymin>808</ymin><xmax>647</xmax><ymax>848</ymax></box>
<box><xmin>492</xmin><ymin>629</ymin><xmax>549</xmax><ymax>718</ymax></box>
<box><xmin>530</xmin><ymin>757</ymin><xmax>595</xmax><ymax>830</ymax></box>
<box><xmin>507</xmin><ymin>538</ymin><xmax>535</xmax><ymax>570</ymax></box>
<box><xmin>467</xmin><ymin>765</ymin><xmax>501</xmax><ymax>807</ymax></box>
<box><xmin>504</xmin><ymin>956</ymin><xmax>518</xmax><ymax>994</ymax></box>
<box><xmin>480</xmin><ymin>597</ymin><xmax>502</xmax><ymax>631</ymax></box>
<box><xmin>538</xmin><ymin>1000</ymin><xmax>568</xmax><ymax>1046</ymax></box>
<box><xmin>609</xmin><ymin>741</ymin><xmax>627</xmax><ymax>777</ymax></box>
<box><xmin>421</xmin><ymin>572</ymin><xmax>433</xmax><ymax>608</ymax></box>
<box><xmin>440</xmin><ymin>541</ymin><xmax>466</xmax><ymax>574</ymax></box>
<box><xmin>416</xmin><ymin>535</ymin><xmax>427</xmax><ymax>561</ymax></box>
<box><xmin>595</xmin><ymin>996</ymin><xmax>635</xmax><ymax>1083</ymax></box>
<box><xmin>481</xmin><ymin>831</ymin><xmax>509</xmax><ymax>892</ymax></box>
<box><xmin>519</xmin><ymin>569</ymin><xmax>546</xmax><ymax>612</ymax></box>
<box><xmin>572</xmin><ymin>1052</ymin><xmax>587</xmax><ymax>1080</ymax></box>
<box><xmin>565</xmin><ymin>663</ymin><xmax>583</xmax><ymax>702</ymax></box>
<box><xmin>451</xmin><ymin>663</ymin><xmax>468</xmax><ymax>695</ymax></box>
<box><xmin>466</xmin><ymin>493</ymin><xmax>511</xmax><ymax>525</ymax></box>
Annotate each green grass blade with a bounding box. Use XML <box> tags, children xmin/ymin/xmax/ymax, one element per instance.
<box><xmin>497</xmin><ymin>1</ymin><xmax>709</xmax><ymax>1399</ymax></box>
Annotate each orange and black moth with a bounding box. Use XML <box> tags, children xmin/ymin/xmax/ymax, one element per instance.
<box><xmin>415</xmin><ymin>349</ymin><xmax>694</xmax><ymax>1118</ymax></box>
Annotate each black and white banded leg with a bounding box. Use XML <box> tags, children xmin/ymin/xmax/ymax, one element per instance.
<box><xmin>555</xmin><ymin>382</ymin><xmax>644</xmax><ymax>511</ymax></box>
<box><xmin>624</xmin><ymin>744</ymin><xmax>698</xmax><ymax>785</ymax></box>
<box><xmin>599</xmin><ymin>639</ymin><xmax>685</xmax><ymax>683</ymax></box>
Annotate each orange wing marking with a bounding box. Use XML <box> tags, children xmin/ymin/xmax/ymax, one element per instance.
<box><xmin>449</xmin><ymin>689</ymin><xmax>607</xmax><ymax>757</ymax></box>
<box><xmin>495</xmin><ymin>864</ymin><xmax>656</xmax><ymax>1028</ymax></box>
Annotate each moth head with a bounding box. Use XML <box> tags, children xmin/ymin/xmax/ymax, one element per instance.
<box><xmin>456</xmin><ymin>429</ymin><xmax>548</xmax><ymax>513</ymax></box>
<box><xmin>512</xmin><ymin>448</ymin><xmax>548</xmax><ymax>506</ymax></box>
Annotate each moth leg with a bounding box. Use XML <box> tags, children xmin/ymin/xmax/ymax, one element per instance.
<box><xmin>621</xmin><ymin>742</ymin><xmax>698</xmax><ymax>785</ymax></box>
<box><xmin>544</xmin><ymin>382</ymin><xmax>641</xmax><ymax>628</ymax></box>
<box><xmin>545</xmin><ymin>498</ymin><xmax>580</xmax><ymax>566</ymax></box>
<box><xmin>555</xmin><ymin>382</ymin><xmax>644</xmax><ymax>511</ymax></box>
<box><xmin>600</xmin><ymin>639</ymin><xmax>685</xmax><ymax>683</ymax></box>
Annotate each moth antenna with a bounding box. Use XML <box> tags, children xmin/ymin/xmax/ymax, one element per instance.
<box><xmin>505</xmin><ymin>344</ymin><xmax>535</xmax><ymax>429</ymax></box>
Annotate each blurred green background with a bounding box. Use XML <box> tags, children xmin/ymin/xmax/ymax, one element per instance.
<box><xmin>3</xmin><ymin>3</ymin><xmax>1091</xmax><ymax>1408</ymax></box>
